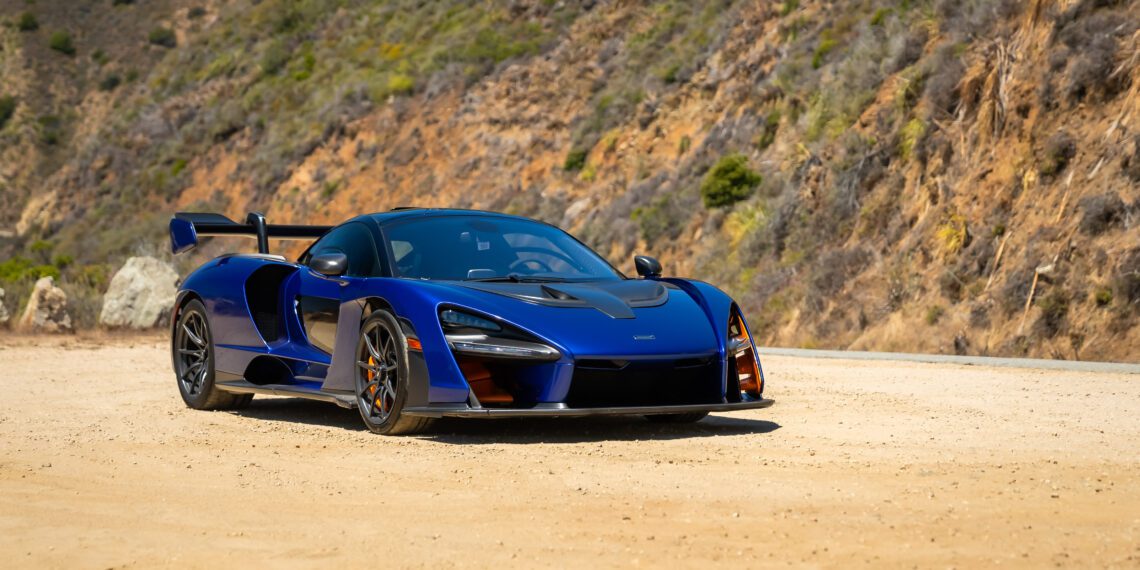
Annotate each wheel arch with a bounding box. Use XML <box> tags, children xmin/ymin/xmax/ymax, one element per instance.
<box><xmin>170</xmin><ymin>289</ymin><xmax>204</xmax><ymax>373</ymax></box>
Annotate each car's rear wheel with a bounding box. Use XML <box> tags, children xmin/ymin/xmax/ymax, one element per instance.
<box><xmin>645</xmin><ymin>412</ymin><xmax>708</xmax><ymax>424</ymax></box>
<box><xmin>355</xmin><ymin>310</ymin><xmax>434</xmax><ymax>435</ymax></box>
<box><xmin>174</xmin><ymin>299</ymin><xmax>253</xmax><ymax>410</ymax></box>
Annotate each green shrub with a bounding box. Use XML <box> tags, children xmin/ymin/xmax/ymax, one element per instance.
<box><xmin>1094</xmin><ymin>288</ymin><xmax>1113</xmax><ymax>307</ymax></box>
<box><xmin>148</xmin><ymin>27</ymin><xmax>176</xmax><ymax>48</ymax></box>
<box><xmin>0</xmin><ymin>257</ymin><xmax>34</xmax><ymax>282</ymax></box>
<box><xmin>563</xmin><ymin>149</ymin><xmax>588</xmax><ymax>172</ymax></box>
<box><xmin>870</xmin><ymin>8</ymin><xmax>893</xmax><ymax>26</ymax></box>
<box><xmin>678</xmin><ymin>135</ymin><xmax>691</xmax><ymax>155</ymax></box>
<box><xmin>632</xmin><ymin>195</ymin><xmax>681</xmax><ymax>242</ymax></box>
<box><xmin>17</xmin><ymin>11</ymin><xmax>39</xmax><ymax>32</ymax></box>
<box><xmin>98</xmin><ymin>74</ymin><xmax>121</xmax><ymax>91</ymax></box>
<box><xmin>260</xmin><ymin>39</ymin><xmax>289</xmax><ymax>75</ymax></box>
<box><xmin>37</xmin><ymin>115</ymin><xmax>62</xmax><ymax>145</ymax></box>
<box><xmin>898</xmin><ymin>118</ymin><xmax>926</xmax><ymax>161</ymax></box>
<box><xmin>387</xmin><ymin>73</ymin><xmax>415</xmax><ymax>95</ymax></box>
<box><xmin>188</xmin><ymin>7</ymin><xmax>206</xmax><ymax>19</ymax></box>
<box><xmin>700</xmin><ymin>154</ymin><xmax>761</xmax><ymax>209</ymax></box>
<box><xmin>924</xmin><ymin>305</ymin><xmax>944</xmax><ymax>325</ymax></box>
<box><xmin>754</xmin><ymin>111</ymin><xmax>781</xmax><ymax>150</ymax></box>
<box><xmin>51</xmin><ymin>254</ymin><xmax>74</xmax><ymax>269</ymax></box>
<box><xmin>812</xmin><ymin>36</ymin><xmax>838</xmax><ymax>69</ymax></box>
<box><xmin>780</xmin><ymin>0</ymin><xmax>799</xmax><ymax>16</ymax></box>
<box><xmin>112</xmin><ymin>0</ymin><xmax>136</xmax><ymax>5</ymax></box>
<box><xmin>49</xmin><ymin>31</ymin><xmax>76</xmax><ymax>56</ymax></box>
<box><xmin>0</xmin><ymin>95</ymin><xmax>16</xmax><ymax>130</ymax></box>
<box><xmin>91</xmin><ymin>49</ymin><xmax>109</xmax><ymax>65</ymax></box>
<box><xmin>32</xmin><ymin>265</ymin><xmax>60</xmax><ymax>281</ymax></box>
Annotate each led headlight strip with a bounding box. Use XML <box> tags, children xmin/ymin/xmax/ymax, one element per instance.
<box><xmin>440</xmin><ymin>308</ymin><xmax>560</xmax><ymax>361</ymax></box>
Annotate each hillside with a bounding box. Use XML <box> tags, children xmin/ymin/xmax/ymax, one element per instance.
<box><xmin>1</xmin><ymin>0</ymin><xmax>1137</xmax><ymax>361</ymax></box>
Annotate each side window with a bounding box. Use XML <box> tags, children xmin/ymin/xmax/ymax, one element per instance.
<box><xmin>307</xmin><ymin>222</ymin><xmax>382</xmax><ymax>277</ymax></box>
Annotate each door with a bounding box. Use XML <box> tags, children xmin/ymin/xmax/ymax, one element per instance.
<box><xmin>297</xmin><ymin>221</ymin><xmax>384</xmax><ymax>355</ymax></box>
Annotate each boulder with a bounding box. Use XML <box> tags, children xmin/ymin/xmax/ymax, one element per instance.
<box><xmin>99</xmin><ymin>256</ymin><xmax>180</xmax><ymax>329</ymax></box>
<box><xmin>18</xmin><ymin>277</ymin><xmax>71</xmax><ymax>332</ymax></box>
<box><xmin>0</xmin><ymin>287</ymin><xmax>9</xmax><ymax>325</ymax></box>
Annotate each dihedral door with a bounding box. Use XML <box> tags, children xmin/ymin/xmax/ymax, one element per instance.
<box><xmin>296</xmin><ymin>221</ymin><xmax>386</xmax><ymax>355</ymax></box>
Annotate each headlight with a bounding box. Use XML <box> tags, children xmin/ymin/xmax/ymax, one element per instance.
<box><xmin>446</xmin><ymin>334</ymin><xmax>560</xmax><ymax>360</ymax></box>
<box><xmin>439</xmin><ymin>307</ymin><xmax>559</xmax><ymax>361</ymax></box>
<box><xmin>440</xmin><ymin>309</ymin><xmax>502</xmax><ymax>332</ymax></box>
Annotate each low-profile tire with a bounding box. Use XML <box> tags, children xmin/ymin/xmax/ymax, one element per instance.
<box><xmin>173</xmin><ymin>299</ymin><xmax>252</xmax><ymax>410</ymax></box>
<box><xmin>355</xmin><ymin>309</ymin><xmax>434</xmax><ymax>435</ymax></box>
<box><xmin>645</xmin><ymin>412</ymin><xmax>709</xmax><ymax>424</ymax></box>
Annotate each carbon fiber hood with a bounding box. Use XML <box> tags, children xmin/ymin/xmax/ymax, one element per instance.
<box><xmin>454</xmin><ymin>279</ymin><xmax>671</xmax><ymax>319</ymax></box>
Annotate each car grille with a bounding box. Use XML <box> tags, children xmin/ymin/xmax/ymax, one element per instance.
<box><xmin>565</xmin><ymin>356</ymin><xmax>723</xmax><ymax>408</ymax></box>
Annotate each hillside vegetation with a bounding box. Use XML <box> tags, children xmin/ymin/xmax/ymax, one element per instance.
<box><xmin>1</xmin><ymin>0</ymin><xmax>1137</xmax><ymax>361</ymax></box>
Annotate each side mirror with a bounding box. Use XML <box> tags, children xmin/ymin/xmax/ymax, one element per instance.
<box><xmin>310</xmin><ymin>252</ymin><xmax>348</xmax><ymax>277</ymax></box>
<box><xmin>634</xmin><ymin>255</ymin><xmax>662</xmax><ymax>278</ymax></box>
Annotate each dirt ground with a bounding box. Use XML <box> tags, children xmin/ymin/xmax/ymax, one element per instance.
<box><xmin>0</xmin><ymin>334</ymin><xmax>1138</xmax><ymax>569</ymax></box>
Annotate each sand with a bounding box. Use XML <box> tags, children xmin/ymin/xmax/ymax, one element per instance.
<box><xmin>1</xmin><ymin>334</ymin><xmax>1137</xmax><ymax>568</ymax></box>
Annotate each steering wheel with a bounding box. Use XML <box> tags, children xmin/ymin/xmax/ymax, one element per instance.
<box><xmin>509</xmin><ymin>258</ymin><xmax>553</xmax><ymax>274</ymax></box>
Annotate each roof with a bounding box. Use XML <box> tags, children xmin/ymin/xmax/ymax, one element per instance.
<box><xmin>360</xmin><ymin>207</ymin><xmax>537</xmax><ymax>226</ymax></box>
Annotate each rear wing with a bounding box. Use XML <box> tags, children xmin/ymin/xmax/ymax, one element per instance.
<box><xmin>170</xmin><ymin>212</ymin><xmax>332</xmax><ymax>255</ymax></box>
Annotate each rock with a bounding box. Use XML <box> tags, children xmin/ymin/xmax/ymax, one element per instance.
<box><xmin>18</xmin><ymin>277</ymin><xmax>72</xmax><ymax>333</ymax></box>
<box><xmin>99</xmin><ymin>257</ymin><xmax>180</xmax><ymax>329</ymax></box>
<box><xmin>0</xmin><ymin>287</ymin><xmax>9</xmax><ymax>325</ymax></box>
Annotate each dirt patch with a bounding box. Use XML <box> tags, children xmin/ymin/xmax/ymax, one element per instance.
<box><xmin>1</xmin><ymin>336</ymin><xmax>1138</xmax><ymax>567</ymax></box>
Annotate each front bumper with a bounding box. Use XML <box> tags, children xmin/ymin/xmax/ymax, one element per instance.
<box><xmin>401</xmin><ymin>398</ymin><xmax>774</xmax><ymax>418</ymax></box>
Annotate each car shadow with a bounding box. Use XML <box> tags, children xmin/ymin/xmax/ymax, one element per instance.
<box><xmin>424</xmin><ymin>414</ymin><xmax>781</xmax><ymax>444</ymax></box>
<box><xmin>233</xmin><ymin>397</ymin><xmax>781</xmax><ymax>443</ymax></box>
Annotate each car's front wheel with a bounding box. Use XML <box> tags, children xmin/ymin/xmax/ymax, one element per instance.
<box><xmin>355</xmin><ymin>310</ymin><xmax>434</xmax><ymax>435</ymax></box>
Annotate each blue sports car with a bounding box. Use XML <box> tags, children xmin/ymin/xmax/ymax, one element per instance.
<box><xmin>168</xmin><ymin>208</ymin><xmax>773</xmax><ymax>434</ymax></box>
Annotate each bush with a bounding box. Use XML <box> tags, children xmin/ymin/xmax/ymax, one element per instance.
<box><xmin>700</xmin><ymin>154</ymin><xmax>761</xmax><ymax>208</ymax></box>
<box><xmin>91</xmin><ymin>49</ymin><xmax>109</xmax><ymax>65</ymax></box>
<box><xmin>1113</xmin><ymin>249</ymin><xmax>1140</xmax><ymax>307</ymax></box>
<box><xmin>1078</xmin><ymin>192</ymin><xmax>1125</xmax><ymax>235</ymax></box>
<box><xmin>1039</xmin><ymin>131</ymin><xmax>1075</xmax><ymax>176</ymax></box>
<box><xmin>870</xmin><ymin>8</ymin><xmax>893</xmax><ymax>26</ymax></box>
<box><xmin>753</xmin><ymin>111</ymin><xmax>780</xmax><ymax>150</ymax></box>
<box><xmin>1094</xmin><ymin>288</ymin><xmax>1113</xmax><ymax>306</ymax></box>
<box><xmin>387</xmin><ymin>74</ymin><xmax>415</xmax><ymax>95</ymax></box>
<box><xmin>1034</xmin><ymin>289</ymin><xmax>1069</xmax><ymax>337</ymax></box>
<box><xmin>812</xmin><ymin>35</ymin><xmax>838</xmax><ymax>69</ymax></box>
<box><xmin>49</xmin><ymin>31</ymin><xmax>76</xmax><ymax>56</ymax></box>
<box><xmin>924</xmin><ymin>305</ymin><xmax>945</xmax><ymax>325</ymax></box>
<box><xmin>260</xmin><ymin>40</ymin><xmax>290</xmax><ymax>75</ymax></box>
<box><xmin>936</xmin><ymin>213</ymin><xmax>969</xmax><ymax>257</ymax></box>
<box><xmin>898</xmin><ymin>118</ymin><xmax>926</xmax><ymax>161</ymax></box>
<box><xmin>563</xmin><ymin>149</ymin><xmax>588</xmax><ymax>172</ymax></box>
<box><xmin>99</xmin><ymin>74</ymin><xmax>121</xmax><ymax>91</ymax></box>
<box><xmin>112</xmin><ymin>0</ymin><xmax>136</xmax><ymax>5</ymax></box>
<box><xmin>37</xmin><ymin>115</ymin><xmax>62</xmax><ymax>145</ymax></box>
<box><xmin>17</xmin><ymin>11</ymin><xmax>38</xmax><ymax>32</ymax></box>
<box><xmin>188</xmin><ymin>7</ymin><xmax>207</xmax><ymax>19</ymax></box>
<box><xmin>0</xmin><ymin>95</ymin><xmax>15</xmax><ymax>130</ymax></box>
<box><xmin>148</xmin><ymin>27</ymin><xmax>176</xmax><ymax>48</ymax></box>
<box><xmin>631</xmin><ymin>195</ymin><xmax>682</xmax><ymax>242</ymax></box>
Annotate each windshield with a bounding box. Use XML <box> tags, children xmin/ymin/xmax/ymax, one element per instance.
<box><xmin>382</xmin><ymin>215</ymin><xmax>623</xmax><ymax>282</ymax></box>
